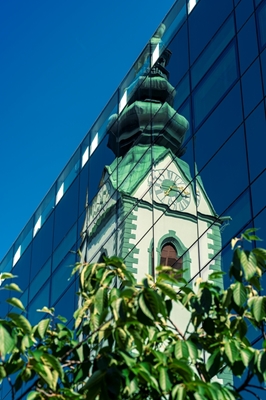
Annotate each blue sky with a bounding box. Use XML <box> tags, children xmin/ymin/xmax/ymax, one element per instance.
<box><xmin>0</xmin><ymin>0</ymin><xmax>175</xmax><ymax>260</ymax></box>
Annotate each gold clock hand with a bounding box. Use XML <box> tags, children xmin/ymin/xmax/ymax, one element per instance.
<box><xmin>164</xmin><ymin>185</ymin><xmax>174</xmax><ymax>196</ymax></box>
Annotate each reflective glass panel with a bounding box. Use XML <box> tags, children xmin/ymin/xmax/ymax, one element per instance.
<box><xmin>191</xmin><ymin>15</ymin><xmax>235</xmax><ymax>88</ymax></box>
<box><xmin>260</xmin><ymin>48</ymin><xmax>266</xmax><ymax>95</ymax></box>
<box><xmin>29</xmin><ymin>258</ymin><xmax>51</xmax><ymax>302</ymax></box>
<box><xmin>220</xmin><ymin>189</ymin><xmax>252</xmax><ymax>245</ymax></box>
<box><xmin>251</xmin><ymin>171</ymin><xmax>266</xmax><ymax>216</ymax></box>
<box><xmin>51</xmin><ymin>250</ymin><xmax>76</xmax><ymax>305</ymax></box>
<box><xmin>53</xmin><ymin>177</ymin><xmax>79</xmax><ymax>249</ymax></box>
<box><xmin>28</xmin><ymin>281</ymin><xmax>50</xmax><ymax>326</ymax></box>
<box><xmin>257</xmin><ymin>1</ymin><xmax>266</xmax><ymax>49</ymax></box>
<box><xmin>88</xmin><ymin>135</ymin><xmax>115</xmax><ymax>204</ymax></box>
<box><xmin>237</xmin><ymin>15</ymin><xmax>258</xmax><ymax>74</ymax></box>
<box><xmin>189</xmin><ymin>0</ymin><xmax>233</xmax><ymax>64</ymax></box>
<box><xmin>12</xmin><ymin>243</ymin><xmax>32</xmax><ymax>292</ymax></box>
<box><xmin>193</xmin><ymin>43</ymin><xmax>238</xmax><ymax>129</ymax></box>
<box><xmin>198</xmin><ymin>125</ymin><xmax>249</xmax><ymax>216</ymax></box>
<box><xmin>245</xmin><ymin>102</ymin><xmax>266</xmax><ymax>181</ymax></box>
<box><xmin>53</xmin><ymin>281</ymin><xmax>75</xmax><ymax>323</ymax></box>
<box><xmin>235</xmin><ymin>0</ymin><xmax>254</xmax><ymax>31</ymax></box>
<box><xmin>33</xmin><ymin>184</ymin><xmax>55</xmax><ymax>239</ymax></box>
<box><xmin>167</xmin><ymin>22</ymin><xmax>189</xmax><ymax>88</ymax></box>
<box><xmin>241</xmin><ymin>59</ymin><xmax>263</xmax><ymax>117</ymax></box>
<box><xmin>31</xmin><ymin>212</ymin><xmax>54</xmax><ymax>279</ymax></box>
<box><xmin>195</xmin><ymin>83</ymin><xmax>243</xmax><ymax>171</ymax></box>
<box><xmin>52</xmin><ymin>223</ymin><xmax>77</xmax><ymax>271</ymax></box>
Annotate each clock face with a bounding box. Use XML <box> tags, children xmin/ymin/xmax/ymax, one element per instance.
<box><xmin>148</xmin><ymin>169</ymin><xmax>191</xmax><ymax>211</ymax></box>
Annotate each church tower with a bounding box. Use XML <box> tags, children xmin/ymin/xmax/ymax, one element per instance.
<box><xmin>80</xmin><ymin>35</ymin><xmax>224</xmax><ymax>288</ymax></box>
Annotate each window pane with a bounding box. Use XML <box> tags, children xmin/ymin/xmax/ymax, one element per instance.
<box><xmin>53</xmin><ymin>177</ymin><xmax>79</xmax><ymax>249</ymax></box>
<box><xmin>53</xmin><ymin>281</ymin><xmax>75</xmax><ymax>323</ymax></box>
<box><xmin>12</xmin><ymin>244</ymin><xmax>32</xmax><ymax>292</ymax></box>
<box><xmin>257</xmin><ymin>1</ymin><xmax>266</xmax><ymax>50</ymax></box>
<box><xmin>189</xmin><ymin>0</ymin><xmax>233</xmax><ymax>63</ymax></box>
<box><xmin>220</xmin><ymin>190</ymin><xmax>252</xmax><ymax>245</ymax></box>
<box><xmin>191</xmin><ymin>15</ymin><xmax>235</xmax><ymax>88</ymax></box>
<box><xmin>254</xmin><ymin>208</ymin><xmax>266</xmax><ymax>243</ymax></box>
<box><xmin>31</xmin><ymin>212</ymin><xmax>54</xmax><ymax>279</ymax></box>
<box><xmin>51</xmin><ymin>251</ymin><xmax>76</xmax><ymax>305</ymax></box>
<box><xmin>29</xmin><ymin>258</ymin><xmax>51</xmax><ymax>302</ymax></box>
<box><xmin>235</xmin><ymin>0</ymin><xmax>254</xmax><ymax>31</ymax></box>
<box><xmin>88</xmin><ymin>135</ymin><xmax>115</xmax><ymax>204</ymax></box>
<box><xmin>237</xmin><ymin>15</ymin><xmax>258</xmax><ymax>74</ymax></box>
<box><xmin>173</xmin><ymin>73</ymin><xmax>190</xmax><ymax>111</ymax></box>
<box><xmin>193</xmin><ymin>43</ymin><xmax>238</xmax><ymax>128</ymax></box>
<box><xmin>198</xmin><ymin>126</ymin><xmax>249</xmax><ymax>216</ymax></box>
<box><xmin>251</xmin><ymin>171</ymin><xmax>266</xmax><ymax>216</ymax></box>
<box><xmin>52</xmin><ymin>223</ymin><xmax>77</xmax><ymax>271</ymax></box>
<box><xmin>28</xmin><ymin>281</ymin><xmax>50</xmax><ymax>326</ymax></box>
<box><xmin>167</xmin><ymin>22</ymin><xmax>189</xmax><ymax>87</ymax></box>
<box><xmin>245</xmin><ymin>102</ymin><xmax>266</xmax><ymax>181</ymax></box>
<box><xmin>261</xmin><ymin>48</ymin><xmax>266</xmax><ymax>94</ymax></box>
<box><xmin>195</xmin><ymin>83</ymin><xmax>243</xmax><ymax>171</ymax></box>
<box><xmin>241</xmin><ymin>59</ymin><xmax>263</xmax><ymax>117</ymax></box>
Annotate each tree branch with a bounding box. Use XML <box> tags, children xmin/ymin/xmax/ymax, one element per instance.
<box><xmin>236</xmin><ymin>371</ymin><xmax>253</xmax><ymax>393</ymax></box>
<box><xmin>242</xmin><ymin>388</ymin><xmax>262</xmax><ymax>400</ymax></box>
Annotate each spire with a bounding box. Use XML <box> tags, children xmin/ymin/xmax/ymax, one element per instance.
<box><xmin>107</xmin><ymin>44</ymin><xmax>189</xmax><ymax>158</ymax></box>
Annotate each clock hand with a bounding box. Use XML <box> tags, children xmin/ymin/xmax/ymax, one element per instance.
<box><xmin>164</xmin><ymin>185</ymin><xmax>190</xmax><ymax>197</ymax></box>
<box><xmin>164</xmin><ymin>185</ymin><xmax>175</xmax><ymax>196</ymax></box>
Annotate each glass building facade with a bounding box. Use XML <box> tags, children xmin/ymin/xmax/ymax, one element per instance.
<box><xmin>0</xmin><ymin>0</ymin><xmax>266</xmax><ymax>397</ymax></box>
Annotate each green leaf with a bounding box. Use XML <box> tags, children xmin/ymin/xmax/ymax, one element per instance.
<box><xmin>169</xmin><ymin>360</ymin><xmax>193</xmax><ymax>381</ymax></box>
<box><xmin>6</xmin><ymin>297</ymin><xmax>25</xmax><ymax>311</ymax></box>
<box><xmin>258</xmin><ymin>351</ymin><xmax>266</xmax><ymax>373</ymax></box>
<box><xmin>42</xmin><ymin>353</ymin><xmax>64</xmax><ymax>380</ymax></box>
<box><xmin>0</xmin><ymin>273</ymin><xmax>17</xmax><ymax>280</ymax></box>
<box><xmin>0</xmin><ymin>324</ymin><xmax>15</xmax><ymax>357</ymax></box>
<box><xmin>56</xmin><ymin>315</ymin><xmax>67</xmax><ymax>323</ymax></box>
<box><xmin>37</xmin><ymin>319</ymin><xmax>50</xmax><ymax>339</ymax></box>
<box><xmin>187</xmin><ymin>340</ymin><xmax>198</xmax><ymax>362</ymax></box>
<box><xmin>252</xmin><ymin>297</ymin><xmax>266</xmax><ymax>322</ymax></box>
<box><xmin>240</xmin><ymin>348</ymin><xmax>254</xmax><ymax>367</ymax></box>
<box><xmin>172</xmin><ymin>384</ymin><xmax>186</xmax><ymax>400</ymax></box>
<box><xmin>33</xmin><ymin>362</ymin><xmax>54</xmax><ymax>389</ymax></box>
<box><xmin>8</xmin><ymin>313</ymin><xmax>32</xmax><ymax>335</ymax></box>
<box><xmin>159</xmin><ymin>366</ymin><xmax>171</xmax><ymax>392</ymax></box>
<box><xmin>224</xmin><ymin>340</ymin><xmax>238</xmax><ymax>364</ymax></box>
<box><xmin>139</xmin><ymin>293</ymin><xmax>154</xmax><ymax>320</ymax></box>
<box><xmin>27</xmin><ymin>392</ymin><xmax>40</xmax><ymax>400</ymax></box>
<box><xmin>95</xmin><ymin>287</ymin><xmax>106</xmax><ymax>315</ymax></box>
<box><xmin>241</xmin><ymin>251</ymin><xmax>257</xmax><ymax>280</ymax></box>
<box><xmin>206</xmin><ymin>349</ymin><xmax>221</xmax><ymax>378</ymax></box>
<box><xmin>175</xmin><ymin>340</ymin><xmax>189</xmax><ymax>360</ymax></box>
<box><xmin>233</xmin><ymin>282</ymin><xmax>247</xmax><ymax>307</ymax></box>
<box><xmin>0</xmin><ymin>365</ymin><xmax>6</xmax><ymax>380</ymax></box>
<box><xmin>36</xmin><ymin>306</ymin><xmax>54</xmax><ymax>315</ymax></box>
<box><xmin>80</xmin><ymin>370</ymin><xmax>106</xmax><ymax>397</ymax></box>
<box><xmin>156</xmin><ymin>281</ymin><xmax>177</xmax><ymax>300</ymax></box>
<box><xmin>143</xmin><ymin>288</ymin><xmax>159</xmax><ymax>318</ymax></box>
<box><xmin>118</xmin><ymin>350</ymin><xmax>136</xmax><ymax>368</ymax></box>
<box><xmin>3</xmin><ymin>283</ymin><xmax>23</xmax><ymax>292</ymax></box>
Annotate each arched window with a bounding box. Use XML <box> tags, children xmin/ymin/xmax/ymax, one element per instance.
<box><xmin>160</xmin><ymin>243</ymin><xmax>182</xmax><ymax>276</ymax></box>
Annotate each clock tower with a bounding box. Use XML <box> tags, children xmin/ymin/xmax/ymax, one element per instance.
<box><xmin>80</xmin><ymin>43</ymin><xmax>224</xmax><ymax>290</ymax></box>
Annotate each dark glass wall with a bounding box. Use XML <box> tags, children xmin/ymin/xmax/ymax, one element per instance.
<box><xmin>0</xmin><ymin>0</ymin><xmax>265</xmax><ymax>397</ymax></box>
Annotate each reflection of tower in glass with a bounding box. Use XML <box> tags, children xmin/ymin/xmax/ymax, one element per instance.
<box><xmin>81</xmin><ymin>42</ymin><xmax>226</xmax><ymax>298</ymax></box>
<box><xmin>107</xmin><ymin>48</ymin><xmax>189</xmax><ymax>157</ymax></box>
